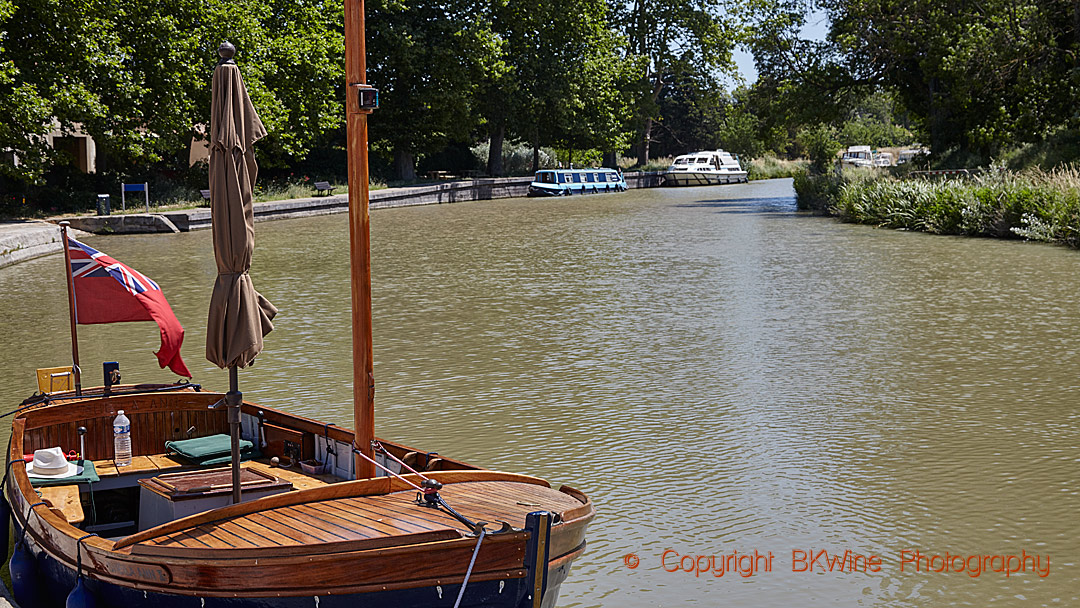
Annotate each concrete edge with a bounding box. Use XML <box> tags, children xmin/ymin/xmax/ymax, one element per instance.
<box><xmin>0</xmin><ymin>222</ymin><xmax>90</xmax><ymax>270</ymax></box>
<box><xmin>0</xmin><ymin>171</ymin><xmax>664</xmax><ymax>270</ymax></box>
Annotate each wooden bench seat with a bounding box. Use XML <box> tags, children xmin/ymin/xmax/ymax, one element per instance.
<box><xmin>39</xmin><ymin>485</ymin><xmax>84</xmax><ymax>525</ymax></box>
<box><xmin>314</xmin><ymin>181</ymin><xmax>335</xmax><ymax>196</ymax></box>
<box><xmin>92</xmin><ymin>454</ymin><xmax>191</xmax><ymax>478</ymax></box>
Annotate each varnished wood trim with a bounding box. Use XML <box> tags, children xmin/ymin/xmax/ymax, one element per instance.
<box><xmin>557</xmin><ymin>484</ymin><xmax>594</xmax><ymax>522</ymax></box>
<box><xmin>131</xmin><ymin>529</ymin><xmax>461</xmax><ymax>558</ymax></box>
<box><xmin>20</xmin><ymin>392</ymin><xmax>221</xmax><ymax>429</ymax></box>
<box><xmin>114</xmin><ymin>470</ymin><xmax>550</xmax><ymax>550</ymax></box>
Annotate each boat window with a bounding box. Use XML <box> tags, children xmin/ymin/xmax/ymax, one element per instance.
<box><xmin>540</xmin><ymin>172</ymin><xmax>555</xmax><ymax>184</ymax></box>
<box><xmin>674</xmin><ymin>158</ymin><xmax>688</xmax><ymax>166</ymax></box>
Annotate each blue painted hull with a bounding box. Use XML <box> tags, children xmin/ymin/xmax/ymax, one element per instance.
<box><xmin>12</xmin><ymin>520</ymin><xmax>575</xmax><ymax>608</ymax></box>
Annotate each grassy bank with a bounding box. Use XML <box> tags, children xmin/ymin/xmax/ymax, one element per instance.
<box><xmin>794</xmin><ymin>166</ymin><xmax>1080</xmax><ymax>248</ymax></box>
<box><xmin>747</xmin><ymin>156</ymin><xmax>808</xmax><ymax>180</ymax></box>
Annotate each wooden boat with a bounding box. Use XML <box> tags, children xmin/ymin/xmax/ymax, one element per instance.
<box><xmin>1</xmin><ymin>1</ymin><xmax>594</xmax><ymax>605</ymax></box>
<box><xmin>4</xmin><ymin>383</ymin><xmax>593</xmax><ymax>607</ymax></box>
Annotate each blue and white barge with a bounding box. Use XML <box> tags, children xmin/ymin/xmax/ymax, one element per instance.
<box><xmin>527</xmin><ymin>168</ymin><xmax>627</xmax><ymax>197</ymax></box>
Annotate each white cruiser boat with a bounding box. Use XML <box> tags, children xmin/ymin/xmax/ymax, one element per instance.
<box><xmin>841</xmin><ymin>145</ymin><xmax>873</xmax><ymax>168</ymax></box>
<box><xmin>663</xmin><ymin>150</ymin><xmax>748</xmax><ymax>186</ymax></box>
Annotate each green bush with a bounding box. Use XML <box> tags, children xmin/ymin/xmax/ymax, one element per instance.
<box><xmin>796</xmin><ymin>125</ymin><xmax>843</xmax><ymax>173</ymax></box>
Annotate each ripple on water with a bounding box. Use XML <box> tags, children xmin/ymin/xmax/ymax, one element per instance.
<box><xmin>0</xmin><ymin>180</ymin><xmax>1076</xmax><ymax>607</ymax></box>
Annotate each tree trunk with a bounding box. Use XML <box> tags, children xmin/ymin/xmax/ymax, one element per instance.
<box><xmin>928</xmin><ymin>78</ymin><xmax>947</xmax><ymax>156</ymax></box>
<box><xmin>532</xmin><ymin>128</ymin><xmax>540</xmax><ymax>172</ymax></box>
<box><xmin>636</xmin><ymin>77</ymin><xmax>665</xmax><ymax>166</ymax></box>
<box><xmin>394</xmin><ymin>148</ymin><xmax>416</xmax><ymax>181</ymax></box>
<box><xmin>637</xmin><ymin>118</ymin><xmax>653</xmax><ymax>166</ymax></box>
<box><xmin>487</xmin><ymin>120</ymin><xmax>505</xmax><ymax>177</ymax></box>
<box><xmin>602</xmin><ymin>151</ymin><xmax>617</xmax><ymax>168</ymax></box>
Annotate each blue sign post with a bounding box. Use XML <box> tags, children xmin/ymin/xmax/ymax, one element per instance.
<box><xmin>121</xmin><ymin>182</ymin><xmax>149</xmax><ymax>212</ymax></box>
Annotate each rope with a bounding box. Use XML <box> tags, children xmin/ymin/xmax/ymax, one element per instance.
<box><xmin>323</xmin><ymin>423</ymin><xmax>336</xmax><ymax>469</ymax></box>
<box><xmin>372</xmin><ymin>441</ymin><xmax>429</xmax><ymax>480</ymax></box>
<box><xmin>86</xmin><ymin>478</ymin><xmax>97</xmax><ymax>525</ymax></box>
<box><xmin>323</xmin><ymin>424</ymin><xmax>336</xmax><ymax>454</ymax></box>
<box><xmin>2</xmin><ymin>437</ymin><xmax>19</xmax><ymax>491</ymax></box>
<box><xmin>0</xmin><ymin>400</ymin><xmax>49</xmax><ymax>419</ymax></box>
<box><xmin>351</xmin><ymin>444</ymin><xmax>423</xmax><ymax>491</ymax></box>
<box><xmin>452</xmin><ymin>528</ymin><xmax>486</xmax><ymax>608</ymax></box>
<box><xmin>75</xmin><ymin>533</ymin><xmax>97</xmax><ymax>579</ymax></box>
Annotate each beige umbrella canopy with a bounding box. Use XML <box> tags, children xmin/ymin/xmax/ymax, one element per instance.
<box><xmin>206</xmin><ymin>43</ymin><xmax>277</xmax><ymax>370</ymax></box>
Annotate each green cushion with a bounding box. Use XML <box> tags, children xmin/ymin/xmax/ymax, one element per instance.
<box><xmin>165</xmin><ymin>434</ymin><xmax>255</xmax><ymax>464</ymax></box>
<box><xmin>29</xmin><ymin>460</ymin><xmax>101</xmax><ymax>487</ymax></box>
<box><xmin>192</xmin><ymin>450</ymin><xmax>260</xmax><ymax>466</ymax></box>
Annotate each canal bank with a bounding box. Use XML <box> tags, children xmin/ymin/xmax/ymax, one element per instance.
<box><xmin>0</xmin><ymin>221</ymin><xmax>91</xmax><ymax>270</ymax></box>
<box><xmin>59</xmin><ymin>171</ymin><xmax>665</xmax><ymax>235</ymax></box>
<box><xmin>0</xmin><ymin>171</ymin><xmax>662</xmax><ymax>268</ymax></box>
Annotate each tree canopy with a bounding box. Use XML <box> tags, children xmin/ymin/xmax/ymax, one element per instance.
<box><xmin>2</xmin><ymin>0</ymin><xmax>1077</xmax><ymax>194</ymax></box>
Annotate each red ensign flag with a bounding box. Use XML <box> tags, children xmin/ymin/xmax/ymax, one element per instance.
<box><xmin>67</xmin><ymin>238</ymin><xmax>192</xmax><ymax>377</ymax></box>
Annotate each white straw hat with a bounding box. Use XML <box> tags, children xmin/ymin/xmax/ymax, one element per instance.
<box><xmin>26</xmin><ymin>447</ymin><xmax>82</xmax><ymax>479</ymax></box>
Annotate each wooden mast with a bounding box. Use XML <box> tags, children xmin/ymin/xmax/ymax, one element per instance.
<box><xmin>345</xmin><ymin>0</ymin><xmax>376</xmax><ymax>479</ymax></box>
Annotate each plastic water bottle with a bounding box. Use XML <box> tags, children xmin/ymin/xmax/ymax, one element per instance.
<box><xmin>113</xmin><ymin>410</ymin><xmax>131</xmax><ymax>467</ymax></box>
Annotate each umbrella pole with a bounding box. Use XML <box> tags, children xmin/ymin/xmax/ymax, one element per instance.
<box><xmin>228</xmin><ymin>365</ymin><xmax>242</xmax><ymax>504</ymax></box>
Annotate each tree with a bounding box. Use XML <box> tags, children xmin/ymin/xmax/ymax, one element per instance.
<box><xmin>367</xmin><ymin>0</ymin><xmax>496</xmax><ymax>180</ymax></box>
<box><xmin>491</xmin><ymin>0</ymin><xmax>636</xmax><ymax>172</ymax></box>
<box><xmin>616</xmin><ymin>0</ymin><xmax>739</xmax><ymax>164</ymax></box>
<box><xmin>0</xmin><ymin>0</ymin><xmax>345</xmax><ymax>183</ymax></box>
<box><xmin>747</xmin><ymin>0</ymin><xmax>1080</xmax><ymax>159</ymax></box>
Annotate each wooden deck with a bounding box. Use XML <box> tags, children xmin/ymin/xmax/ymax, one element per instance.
<box><xmin>137</xmin><ymin>481</ymin><xmax>582</xmax><ymax>552</ymax></box>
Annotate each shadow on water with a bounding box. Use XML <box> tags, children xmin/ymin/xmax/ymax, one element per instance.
<box><xmin>673</xmin><ymin>196</ymin><xmax>798</xmax><ymax>214</ymax></box>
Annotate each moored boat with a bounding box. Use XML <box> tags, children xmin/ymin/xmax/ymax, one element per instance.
<box><xmin>527</xmin><ymin>168</ymin><xmax>627</xmax><ymax>197</ymax></box>
<box><xmin>840</xmin><ymin>145</ymin><xmax>873</xmax><ymax>168</ymax></box>
<box><xmin>5</xmin><ymin>383</ymin><xmax>593</xmax><ymax>607</ymax></box>
<box><xmin>662</xmin><ymin>150</ymin><xmax>747</xmax><ymax>186</ymax></box>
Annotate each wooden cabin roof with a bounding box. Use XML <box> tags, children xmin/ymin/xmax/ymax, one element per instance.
<box><xmin>129</xmin><ymin>479</ymin><xmax>585</xmax><ymax>556</ymax></box>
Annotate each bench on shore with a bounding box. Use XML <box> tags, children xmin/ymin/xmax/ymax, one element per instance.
<box><xmin>314</xmin><ymin>181</ymin><xmax>335</xmax><ymax>196</ymax></box>
<box><xmin>200</xmin><ymin>189</ymin><xmax>211</xmax><ymax>206</ymax></box>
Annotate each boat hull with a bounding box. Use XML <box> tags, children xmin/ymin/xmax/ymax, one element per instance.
<box><xmin>662</xmin><ymin>171</ymin><xmax>748</xmax><ymax>186</ymax></box>
<box><xmin>15</xmin><ymin>517</ymin><xmax>583</xmax><ymax>608</ymax></box>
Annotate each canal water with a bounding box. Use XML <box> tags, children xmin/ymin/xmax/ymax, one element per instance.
<box><xmin>0</xmin><ymin>178</ymin><xmax>1076</xmax><ymax>606</ymax></box>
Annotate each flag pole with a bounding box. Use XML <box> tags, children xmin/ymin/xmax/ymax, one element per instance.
<box><xmin>58</xmin><ymin>221</ymin><xmax>82</xmax><ymax>396</ymax></box>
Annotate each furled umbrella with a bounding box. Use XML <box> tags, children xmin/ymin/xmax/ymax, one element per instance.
<box><xmin>206</xmin><ymin>42</ymin><xmax>278</xmax><ymax>503</ymax></box>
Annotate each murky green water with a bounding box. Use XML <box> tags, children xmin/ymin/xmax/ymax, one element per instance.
<box><xmin>1</xmin><ymin>179</ymin><xmax>1077</xmax><ymax>606</ymax></box>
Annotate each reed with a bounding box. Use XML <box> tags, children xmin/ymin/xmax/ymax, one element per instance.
<box><xmin>747</xmin><ymin>156</ymin><xmax>809</xmax><ymax>180</ymax></box>
<box><xmin>795</xmin><ymin>165</ymin><xmax>1080</xmax><ymax>248</ymax></box>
